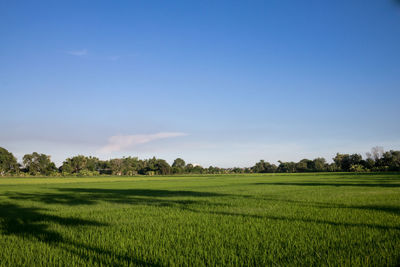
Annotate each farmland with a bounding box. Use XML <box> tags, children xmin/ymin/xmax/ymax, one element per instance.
<box><xmin>0</xmin><ymin>173</ymin><xmax>399</xmax><ymax>266</ymax></box>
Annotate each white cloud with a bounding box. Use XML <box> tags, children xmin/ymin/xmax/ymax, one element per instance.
<box><xmin>99</xmin><ymin>132</ymin><xmax>188</xmax><ymax>154</ymax></box>
<box><xmin>67</xmin><ymin>49</ymin><xmax>88</xmax><ymax>56</ymax></box>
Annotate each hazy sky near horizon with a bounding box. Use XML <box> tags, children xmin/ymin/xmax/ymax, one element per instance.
<box><xmin>1</xmin><ymin>0</ymin><xmax>400</xmax><ymax>167</ymax></box>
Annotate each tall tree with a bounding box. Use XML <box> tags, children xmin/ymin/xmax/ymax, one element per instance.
<box><xmin>313</xmin><ymin>158</ymin><xmax>326</xmax><ymax>171</ymax></box>
<box><xmin>252</xmin><ymin>160</ymin><xmax>277</xmax><ymax>173</ymax></box>
<box><xmin>61</xmin><ymin>155</ymin><xmax>88</xmax><ymax>174</ymax></box>
<box><xmin>0</xmin><ymin>147</ymin><xmax>18</xmax><ymax>175</ymax></box>
<box><xmin>22</xmin><ymin>152</ymin><xmax>56</xmax><ymax>175</ymax></box>
<box><xmin>277</xmin><ymin>161</ymin><xmax>296</xmax><ymax>173</ymax></box>
<box><xmin>172</xmin><ymin>158</ymin><xmax>186</xmax><ymax>174</ymax></box>
<box><xmin>172</xmin><ymin>158</ymin><xmax>186</xmax><ymax>168</ymax></box>
<box><xmin>110</xmin><ymin>158</ymin><xmax>124</xmax><ymax>175</ymax></box>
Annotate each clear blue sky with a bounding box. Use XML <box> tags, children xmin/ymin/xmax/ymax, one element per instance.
<box><xmin>1</xmin><ymin>0</ymin><xmax>400</xmax><ymax>167</ymax></box>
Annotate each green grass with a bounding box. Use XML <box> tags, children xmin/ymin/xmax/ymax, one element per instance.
<box><xmin>0</xmin><ymin>173</ymin><xmax>399</xmax><ymax>266</ymax></box>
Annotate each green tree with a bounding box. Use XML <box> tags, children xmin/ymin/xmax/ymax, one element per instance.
<box><xmin>313</xmin><ymin>157</ymin><xmax>326</xmax><ymax>171</ymax></box>
<box><xmin>172</xmin><ymin>158</ymin><xmax>186</xmax><ymax>169</ymax></box>
<box><xmin>380</xmin><ymin>150</ymin><xmax>400</xmax><ymax>171</ymax></box>
<box><xmin>86</xmin><ymin>156</ymin><xmax>100</xmax><ymax>172</ymax></box>
<box><xmin>172</xmin><ymin>158</ymin><xmax>186</xmax><ymax>174</ymax></box>
<box><xmin>333</xmin><ymin>153</ymin><xmax>351</xmax><ymax>171</ymax></box>
<box><xmin>252</xmin><ymin>160</ymin><xmax>277</xmax><ymax>173</ymax></box>
<box><xmin>110</xmin><ymin>158</ymin><xmax>124</xmax><ymax>175</ymax></box>
<box><xmin>155</xmin><ymin>159</ymin><xmax>172</xmax><ymax>175</ymax></box>
<box><xmin>140</xmin><ymin>157</ymin><xmax>171</xmax><ymax>175</ymax></box>
<box><xmin>349</xmin><ymin>164</ymin><xmax>366</xmax><ymax>172</ymax></box>
<box><xmin>121</xmin><ymin>157</ymin><xmax>141</xmax><ymax>175</ymax></box>
<box><xmin>22</xmin><ymin>152</ymin><xmax>57</xmax><ymax>175</ymax></box>
<box><xmin>61</xmin><ymin>155</ymin><xmax>88</xmax><ymax>174</ymax></box>
<box><xmin>296</xmin><ymin>159</ymin><xmax>313</xmax><ymax>172</ymax></box>
<box><xmin>0</xmin><ymin>147</ymin><xmax>18</xmax><ymax>175</ymax></box>
<box><xmin>277</xmin><ymin>161</ymin><xmax>296</xmax><ymax>173</ymax></box>
<box><xmin>185</xmin><ymin>163</ymin><xmax>194</xmax><ymax>173</ymax></box>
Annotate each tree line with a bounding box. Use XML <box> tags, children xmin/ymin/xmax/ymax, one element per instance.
<box><xmin>0</xmin><ymin>146</ymin><xmax>399</xmax><ymax>176</ymax></box>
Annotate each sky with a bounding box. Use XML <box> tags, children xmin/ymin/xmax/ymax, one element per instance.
<box><xmin>1</xmin><ymin>0</ymin><xmax>400</xmax><ymax>167</ymax></box>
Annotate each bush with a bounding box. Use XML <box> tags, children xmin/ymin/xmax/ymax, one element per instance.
<box><xmin>78</xmin><ymin>170</ymin><xmax>100</xmax><ymax>176</ymax></box>
<box><xmin>349</xmin><ymin>164</ymin><xmax>367</xmax><ymax>172</ymax></box>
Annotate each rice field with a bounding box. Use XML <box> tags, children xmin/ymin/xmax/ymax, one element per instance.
<box><xmin>0</xmin><ymin>173</ymin><xmax>399</xmax><ymax>266</ymax></box>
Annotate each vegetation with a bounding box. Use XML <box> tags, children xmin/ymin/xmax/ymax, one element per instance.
<box><xmin>0</xmin><ymin>173</ymin><xmax>399</xmax><ymax>266</ymax></box>
<box><xmin>1</xmin><ymin>146</ymin><xmax>399</xmax><ymax>177</ymax></box>
<box><xmin>22</xmin><ymin>152</ymin><xmax>57</xmax><ymax>175</ymax></box>
<box><xmin>0</xmin><ymin>147</ymin><xmax>18</xmax><ymax>175</ymax></box>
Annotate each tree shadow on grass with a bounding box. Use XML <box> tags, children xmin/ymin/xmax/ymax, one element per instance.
<box><xmin>268</xmin><ymin>172</ymin><xmax>400</xmax><ymax>177</ymax></box>
<box><xmin>258</xmin><ymin>197</ymin><xmax>400</xmax><ymax>217</ymax></box>
<box><xmin>2</xmin><ymin>188</ymin><xmax>230</xmax><ymax>265</ymax></box>
<box><xmin>59</xmin><ymin>188</ymin><xmax>226</xmax><ymax>197</ymax></box>
<box><xmin>6</xmin><ymin>192</ymin><xmax>97</xmax><ymax>206</ymax></box>
<box><xmin>5</xmin><ymin>188</ymin><xmax>229</xmax><ymax>208</ymax></box>
<box><xmin>193</xmin><ymin>210</ymin><xmax>400</xmax><ymax>231</ymax></box>
<box><xmin>5</xmin><ymin>187</ymin><xmax>399</xmax><ymax>263</ymax></box>
<box><xmin>0</xmin><ymin>203</ymin><xmax>105</xmax><ymax>243</ymax></box>
<box><xmin>253</xmin><ymin>180</ymin><xmax>400</xmax><ymax>188</ymax></box>
<box><xmin>0</xmin><ymin>202</ymin><xmax>162</xmax><ymax>266</ymax></box>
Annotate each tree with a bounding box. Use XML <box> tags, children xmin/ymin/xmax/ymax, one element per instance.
<box><xmin>296</xmin><ymin>159</ymin><xmax>313</xmax><ymax>172</ymax></box>
<box><xmin>252</xmin><ymin>160</ymin><xmax>277</xmax><ymax>173</ymax></box>
<box><xmin>172</xmin><ymin>158</ymin><xmax>186</xmax><ymax>169</ymax></box>
<box><xmin>349</xmin><ymin>154</ymin><xmax>362</xmax><ymax>166</ymax></box>
<box><xmin>366</xmin><ymin>146</ymin><xmax>384</xmax><ymax>161</ymax></box>
<box><xmin>380</xmin><ymin>150</ymin><xmax>400</xmax><ymax>171</ymax></box>
<box><xmin>86</xmin><ymin>156</ymin><xmax>100</xmax><ymax>172</ymax></box>
<box><xmin>121</xmin><ymin>157</ymin><xmax>141</xmax><ymax>175</ymax></box>
<box><xmin>154</xmin><ymin>159</ymin><xmax>172</xmax><ymax>175</ymax></box>
<box><xmin>172</xmin><ymin>158</ymin><xmax>186</xmax><ymax>174</ymax></box>
<box><xmin>0</xmin><ymin>147</ymin><xmax>18</xmax><ymax>175</ymax></box>
<box><xmin>110</xmin><ymin>158</ymin><xmax>124</xmax><ymax>175</ymax></box>
<box><xmin>333</xmin><ymin>153</ymin><xmax>351</xmax><ymax>171</ymax></box>
<box><xmin>185</xmin><ymin>163</ymin><xmax>194</xmax><ymax>173</ymax></box>
<box><xmin>313</xmin><ymin>158</ymin><xmax>326</xmax><ymax>172</ymax></box>
<box><xmin>207</xmin><ymin>166</ymin><xmax>223</xmax><ymax>174</ymax></box>
<box><xmin>140</xmin><ymin>157</ymin><xmax>171</xmax><ymax>175</ymax></box>
<box><xmin>333</xmin><ymin>153</ymin><xmax>363</xmax><ymax>172</ymax></box>
<box><xmin>22</xmin><ymin>152</ymin><xmax>56</xmax><ymax>175</ymax></box>
<box><xmin>349</xmin><ymin>164</ymin><xmax>366</xmax><ymax>172</ymax></box>
<box><xmin>364</xmin><ymin>158</ymin><xmax>375</xmax><ymax>170</ymax></box>
<box><xmin>277</xmin><ymin>161</ymin><xmax>296</xmax><ymax>173</ymax></box>
<box><xmin>61</xmin><ymin>155</ymin><xmax>88</xmax><ymax>174</ymax></box>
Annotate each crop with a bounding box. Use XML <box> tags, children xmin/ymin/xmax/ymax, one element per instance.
<box><xmin>0</xmin><ymin>173</ymin><xmax>399</xmax><ymax>266</ymax></box>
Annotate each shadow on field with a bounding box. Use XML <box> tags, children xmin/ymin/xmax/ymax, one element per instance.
<box><xmin>3</xmin><ymin>188</ymin><xmax>229</xmax><ymax>265</ymax></box>
<box><xmin>267</xmin><ymin>172</ymin><xmax>400</xmax><ymax>177</ymax></box>
<box><xmin>253</xmin><ymin>178</ymin><xmax>400</xmax><ymax>188</ymax></box>
<box><xmin>5</xmin><ymin>188</ymin><xmax>227</xmax><ymax>208</ymax></box>
<box><xmin>256</xmin><ymin>197</ymin><xmax>400</xmax><ymax>217</ymax></box>
<box><xmin>0</xmin><ymin>202</ymin><xmax>163</xmax><ymax>266</ymax></box>
<box><xmin>0</xmin><ymin>203</ymin><xmax>104</xmax><ymax>243</ymax></box>
<box><xmin>4</xmin><ymin>186</ymin><xmax>400</xmax><ymax>264</ymax></box>
<box><xmin>202</xmin><ymin>210</ymin><xmax>400</xmax><ymax>231</ymax></box>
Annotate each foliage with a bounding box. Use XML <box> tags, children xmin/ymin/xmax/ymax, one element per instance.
<box><xmin>349</xmin><ymin>164</ymin><xmax>367</xmax><ymax>172</ymax></box>
<box><xmin>61</xmin><ymin>155</ymin><xmax>89</xmax><ymax>174</ymax></box>
<box><xmin>0</xmin><ymin>147</ymin><xmax>18</xmax><ymax>175</ymax></box>
<box><xmin>22</xmin><ymin>152</ymin><xmax>57</xmax><ymax>175</ymax></box>
<box><xmin>172</xmin><ymin>158</ymin><xmax>186</xmax><ymax>174</ymax></box>
<box><xmin>251</xmin><ymin>160</ymin><xmax>277</xmax><ymax>173</ymax></box>
<box><xmin>2</xmin><ymin>146</ymin><xmax>400</xmax><ymax>176</ymax></box>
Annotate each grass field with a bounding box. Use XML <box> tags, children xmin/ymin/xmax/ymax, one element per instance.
<box><xmin>0</xmin><ymin>173</ymin><xmax>400</xmax><ymax>266</ymax></box>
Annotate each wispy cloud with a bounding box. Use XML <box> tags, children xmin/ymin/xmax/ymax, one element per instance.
<box><xmin>99</xmin><ymin>132</ymin><xmax>188</xmax><ymax>154</ymax></box>
<box><xmin>66</xmin><ymin>49</ymin><xmax>88</xmax><ymax>56</ymax></box>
